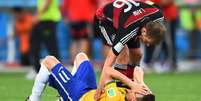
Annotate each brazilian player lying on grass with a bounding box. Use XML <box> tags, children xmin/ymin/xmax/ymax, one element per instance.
<box><xmin>26</xmin><ymin>52</ymin><xmax>154</xmax><ymax>101</ymax></box>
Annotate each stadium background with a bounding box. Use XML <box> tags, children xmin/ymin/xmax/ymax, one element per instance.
<box><xmin>0</xmin><ymin>0</ymin><xmax>201</xmax><ymax>101</ymax></box>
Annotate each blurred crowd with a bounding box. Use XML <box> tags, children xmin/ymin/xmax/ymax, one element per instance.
<box><xmin>0</xmin><ymin>0</ymin><xmax>201</xmax><ymax>76</ymax></box>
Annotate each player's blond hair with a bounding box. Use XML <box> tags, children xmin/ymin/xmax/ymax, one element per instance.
<box><xmin>145</xmin><ymin>21</ymin><xmax>166</xmax><ymax>45</ymax></box>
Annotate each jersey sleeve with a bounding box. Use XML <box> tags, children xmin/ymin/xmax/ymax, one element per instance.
<box><xmin>112</xmin><ymin>27</ymin><xmax>139</xmax><ymax>56</ymax></box>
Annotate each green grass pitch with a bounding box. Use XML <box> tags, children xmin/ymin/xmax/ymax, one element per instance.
<box><xmin>0</xmin><ymin>72</ymin><xmax>201</xmax><ymax>101</ymax></box>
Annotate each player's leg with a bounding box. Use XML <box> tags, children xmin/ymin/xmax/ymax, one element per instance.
<box><xmin>45</xmin><ymin>53</ymin><xmax>95</xmax><ymax>100</ymax></box>
<box><xmin>29</xmin><ymin>56</ymin><xmax>59</xmax><ymax>101</ymax></box>
<box><xmin>29</xmin><ymin>55</ymin><xmax>75</xmax><ymax>101</ymax></box>
<box><xmin>45</xmin><ymin>52</ymin><xmax>96</xmax><ymax>100</ymax></box>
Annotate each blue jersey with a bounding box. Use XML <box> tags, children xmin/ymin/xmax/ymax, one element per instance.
<box><xmin>48</xmin><ymin>61</ymin><xmax>97</xmax><ymax>101</ymax></box>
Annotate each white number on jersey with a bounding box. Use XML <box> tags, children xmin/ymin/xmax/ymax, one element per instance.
<box><xmin>58</xmin><ymin>69</ymin><xmax>70</xmax><ymax>83</ymax></box>
<box><xmin>113</xmin><ymin>0</ymin><xmax>140</xmax><ymax>12</ymax></box>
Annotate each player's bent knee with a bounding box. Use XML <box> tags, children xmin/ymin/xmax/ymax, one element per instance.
<box><xmin>42</xmin><ymin>55</ymin><xmax>60</xmax><ymax>70</ymax></box>
<box><xmin>76</xmin><ymin>52</ymin><xmax>89</xmax><ymax>61</ymax></box>
<box><xmin>74</xmin><ymin>52</ymin><xmax>89</xmax><ymax>67</ymax></box>
<box><xmin>71</xmin><ymin>52</ymin><xmax>89</xmax><ymax>75</ymax></box>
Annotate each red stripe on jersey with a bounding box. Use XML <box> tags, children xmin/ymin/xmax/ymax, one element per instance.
<box><xmin>113</xmin><ymin>7</ymin><xmax>122</xmax><ymax>29</ymax></box>
<box><xmin>123</xmin><ymin>8</ymin><xmax>159</xmax><ymax>28</ymax></box>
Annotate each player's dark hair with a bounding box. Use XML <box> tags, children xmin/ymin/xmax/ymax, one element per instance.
<box><xmin>145</xmin><ymin>21</ymin><xmax>166</xmax><ymax>45</ymax></box>
<box><xmin>137</xmin><ymin>94</ymin><xmax>155</xmax><ymax>101</ymax></box>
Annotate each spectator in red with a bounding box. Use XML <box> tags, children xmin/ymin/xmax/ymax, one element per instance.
<box><xmin>61</xmin><ymin>0</ymin><xmax>98</xmax><ymax>62</ymax></box>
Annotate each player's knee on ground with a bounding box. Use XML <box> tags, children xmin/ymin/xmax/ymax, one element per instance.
<box><xmin>74</xmin><ymin>52</ymin><xmax>89</xmax><ymax>69</ymax></box>
<box><xmin>42</xmin><ymin>56</ymin><xmax>60</xmax><ymax>71</ymax></box>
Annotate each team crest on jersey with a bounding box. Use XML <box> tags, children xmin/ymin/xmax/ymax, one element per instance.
<box><xmin>107</xmin><ymin>88</ymin><xmax>116</xmax><ymax>97</ymax></box>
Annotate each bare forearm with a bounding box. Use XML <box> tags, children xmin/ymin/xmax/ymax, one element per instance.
<box><xmin>98</xmin><ymin>69</ymin><xmax>110</xmax><ymax>89</ymax></box>
<box><xmin>134</xmin><ymin>66</ymin><xmax>145</xmax><ymax>84</ymax></box>
<box><xmin>98</xmin><ymin>49</ymin><xmax>116</xmax><ymax>89</ymax></box>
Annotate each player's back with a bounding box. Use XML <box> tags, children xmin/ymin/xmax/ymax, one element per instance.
<box><xmin>98</xmin><ymin>0</ymin><xmax>162</xmax><ymax>30</ymax></box>
<box><xmin>79</xmin><ymin>81</ymin><xmax>127</xmax><ymax>101</ymax></box>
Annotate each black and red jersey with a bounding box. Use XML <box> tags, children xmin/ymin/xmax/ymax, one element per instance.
<box><xmin>94</xmin><ymin>0</ymin><xmax>164</xmax><ymax>56</ymax></box>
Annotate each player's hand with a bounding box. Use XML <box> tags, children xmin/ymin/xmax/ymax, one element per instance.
<box><xmin>142</xmin><ymin>83</ymin><xmax>152</xmax><ymax>95</ymax></box>
<box><xmin>131</xmin><ymin>82</ymin><xmax>148</xmax><ymax>95</ymax></box>
<box><xmin>94</xmin><ymin>88</ymin><xmax>104</xmax><ymax>101</ymax></box>
<box><xmin>126</xmin><ymin>90</ymin><xmax>136</xmax><ymax>101</ymax></box>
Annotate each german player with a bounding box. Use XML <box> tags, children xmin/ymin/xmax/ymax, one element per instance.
<box><xmin>93</xmin><ymin>0</ymin><xmax>166</xmax><ymax>100</ymax></box>
<box><xmin>26</xmin><ymin>52</ymin><xmax>154</xmax><ymax>101</ymax></box>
